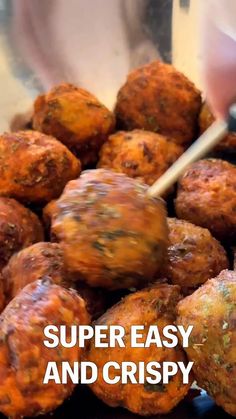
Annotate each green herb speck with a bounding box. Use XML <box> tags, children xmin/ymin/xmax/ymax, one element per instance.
<box><xmin>144</xmin><ymin>382</ymin><xmax>166</xmax><ymax>393</ymax></box>
<box><xmin>213</xmin><ymin>354</ymin><xmax>222</xmax><ymax>365</ymax></box>
<box><xmin>92</xmin><ymin>241</ymin><xmax>105</xmax><ymax>252</ymax></box>
<box><xmin>146</xmin><ymin>116</ymin><xmax>159</xmax><ymax>132</ymax></box>
<box><xmin>218</xmin><ymin>283</ymin><xmax>230</xmax><ymax>299</ymax></box>
<box><xmin>223</xmin><ymin>334</ymin><xmax>231</xmax><ymax>347</ymax></box>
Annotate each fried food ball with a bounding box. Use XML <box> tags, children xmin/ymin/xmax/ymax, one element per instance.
<box><xmin>51</xmin><ymin>169</ymin><xmax>168</xmax><ymax>290</ymax></box>
<box><xmin>33</xmin><ymin>83</ymin><xmax>115</xmax><ymax>167</ymax></box>
<box><xmin>164</xmin><ymin>218</ymin><xmax>229</xmax><ymax>294</ymax></box>
<box><xmin>85</xmin><ymin>283</ymin><xmax>191</xmax><ymax>416</ymax></box>
<box><xmin>2</xmin><ymin>242</ymin><xmax>106</xmax><ymax>319</ymax></box>
<box><xmin>175</xmin><ymin>159</ymin><xmax>236</xmax><ymax>242</ymax></box>
<box><xmin>0</xmin><ymin>278</ymin><xmax>90</xmax><ymax>418</ymax></box>
<box><xmin>177</xmin><ymin>270</ymin><xmax>236</xmax><ymax>416</ymax></box>
<box><xmin>0</xmin><ymin>130</ymin><xmax>80</xmax><ymax>204</ymax></box>
<box><xmin>199</xmin><ymin>102</ymin><xmax>236</xmax><ymax>151</ymax></box>
<box><xmin>2</xmin><ymin>242</ymin><xmax>70</xmax><ymax>302</ymax></box>
<box><xmin>0</xmin><ymin>197</ymin><xmax>44</xmax><ymax>271</ymax></box>
<box><xmin>115</xmin><ymin>61</ymin><xmax>202</xmax><ymax>147</ymax></box>
<box><xmin>98</xmin><ymin>130</ymin><xmax>183</xmax><ymax>188</ymax></box>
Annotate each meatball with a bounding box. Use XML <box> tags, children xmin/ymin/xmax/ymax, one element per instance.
<box><xmin>98</xmin><ymin>130</ymin><xmax>183</xmax><ymax>188</ymax></box>
<box><xmin>164</xmin><ymin>218</ymin><xmax>229</xmax><ymax>294</ymax></box>
<box><xmin>0</xmin><ymin>130</ymin><xmax>80</xmax><ymax>204</ymax></box>
<box><xmin>85</xmin><ymin>284</ymin><xmax>191</xmax><ymax>416</ymax></box>
<box><xmin>175</xmin><ymin>159</ymin><xmax>236</xmax><ymax>242</ymax></box>
<box><xmin>199</xmin><ymin>102</ymin><xmax>236</xmax><ymax>151</ymax></box>
<box><xmin>115</xmin><ymin>61</ymin><xmax>201</xmax><ymax>147</ymax></box>
<box><xmin>0</xmin><ymin>278</ymin><xmax>90</xmax><ymax>418</ymax></box>
<box><xmin>177</xmin><ymin>270</ymin><xmax>236</xmax><ymax>416</ymax></box>
<box><xmin>33</xmin><ymin>83</ymin><xmax>115</xmax><ymax>167</ymax></box>
<box><xmin>0</xmin><ymin>197</ymin><xmax>44</xmax><ymax>271</ymax></box>
<box><xmin>51</xmin><ymin>169</ymin><xmax>168</xmax><ymax>290</ymax></box>
<box><xmin>2</xmin><ymin>242</ymin><xmax>106</xmax><ymax>319</ymax></box>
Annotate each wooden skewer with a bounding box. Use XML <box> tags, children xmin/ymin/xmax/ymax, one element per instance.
<box><xmin>147</xmin><ymin>120</ymin><xmax>228</xmax><ymax>198</ymax></box>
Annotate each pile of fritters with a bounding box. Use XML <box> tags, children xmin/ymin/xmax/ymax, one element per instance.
<box><xmin>0</xmin><ymin>60</ymin><xmax>235</xmax><ymax>418</ymax></box>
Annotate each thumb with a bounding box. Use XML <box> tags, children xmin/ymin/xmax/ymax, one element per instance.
<box><xmin>200</xmin><ymin>0</ymin><xmax>236</xmax><ymax>119</ymax></box>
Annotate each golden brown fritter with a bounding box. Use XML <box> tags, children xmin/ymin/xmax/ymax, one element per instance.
<box><xmin>85</xmin><ymin>283</ymin><xmax>192</xmax><ymax>416</ymax></box>
<box><xmin>177</xmin><ymin>270</ymin><xmax>236</xmax><ymax>417</ymax></box>
<box><xmin>51</xmin><ymin>169</ymin><xmax>168</xmax><ymax>290</ymax></box>
<box><xmin>0</xmin><ymin>278</ymin><xmax>90</xmax><ymax>418</ymax></box>
<box><xmin>2</xmin><ymin>242</ymin><xmax>69</xmax><ymax>302</ymax></box>
<box><xmin>175</xmin><ymin>159</ymin><xmax>236</xmax><ymax>242</ymax></box>
<box><xmin>0</xmin><ymin>130</ymin><xmax>80</xmax><ymax>205</ymax></box>
<box><xmin>33</xmin><ymin>83</ymin><xmax>115</xmax><ymax>167</ymax></box>
<box><xmin>98</xmin><ymin>130</ymin><xmax>183</xmax><ymax>188</ymax></box>
<box><xmin>164</xmin><ymin>218</ymin><xmax>229</xmax><ymax>295</ymax></box>
<box><xmin>2</xmin><ymin>242</ymin><xmax>106</xmax><ymax>320</ymax></box>
<box><xmin>0</xmin><ymin>197</ymin><xmax>44</xmax><ymax>271</ymax></box>
<box><xmin>115</xmin><ymin>61</ymin><xmax>202</xmax><ymax>147</ymax></box>
<box><xmin>199</xmin><ymin>102</ymin><xmax>236</xmax><ymax>151</ymax></box>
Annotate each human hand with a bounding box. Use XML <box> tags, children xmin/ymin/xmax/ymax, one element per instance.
<box><xmin>200</xmin><ymin>0</ymin><xmax>236</xmax><ymax>119</ymax></box>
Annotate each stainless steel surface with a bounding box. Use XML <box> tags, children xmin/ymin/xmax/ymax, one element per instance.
<box><xmin>0</xmin><ymin>0</ymin><xmax>175</xmax><ymax>130</ymax></box>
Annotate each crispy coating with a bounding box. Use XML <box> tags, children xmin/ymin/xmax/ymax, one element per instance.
<box><xmin>2</xmin><ymin>242</ymin><xmax>106</xmax><ymax>319</ymax></box>
<box><xmin>0</xmin><ymin>276</ymin><xmax>5</xmax><ymax>314</ymax></box>
<box><xmin>42</xmin><ymin>200</ymin><xmax>58</xmax><ymax>238</ymax></box>
<box><xmin>51</xmin><ymin>169</ymin><xmax>169</xmax><ymax>289</ymax></box>
<box><xmin>0</xmin><ymin>130</ymin><xmax>80</xmax><ymax>204</ymax></box>
<box><xmin>164</xmin><ymin>218</ymin><xmax>229</xmax><ymax>294</ymax></box>
<box><xmin>2</xmin><ymin>242</ymin><xmax>70</xmax><ymax>303</ymax></box>
<box><xmin>177</xmin><ymin>270</ymin><xmax>236</xmax><ymax>416</ymax></box>
<box><xmin>0</xmin><ymin>279</ymin><xmax>90</xmax><ymax>418</ymax></box>
<box><xmin>0</xmin><ymin>197</ymin><xmax>44</xmax><ymax>271</ymax></box>
<box><xmin>115</xmin><ymin>61</ymin><xmax>202</xmax><ymax>147</ymax></box>
<box><xmin>175</xmin><ymin>159</ymin><xmax>236</xmax><ymax>242</ymax></box>
<box><xmin>85</xmin><ymin>284</ymin><xmax>191</xmax><ymax>416</ymax></box>
<box><xmin>199</xmin><ymin>102</ymin><xmax>236</xmax><ymax>151</ymax></box>
<box><xmin>98</xmin><ymin>130</ymin><xmax>183</xmax><ymax>188</ymax></box>
<box><xmin>33</xmin><ymin>83</ymin><xmax>115</xmax><ymax>167</ymax></box>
